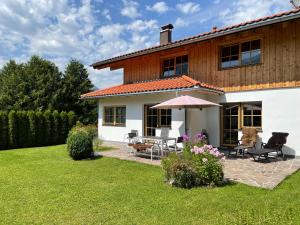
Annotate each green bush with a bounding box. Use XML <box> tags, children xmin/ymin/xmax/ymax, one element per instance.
<box><xmin>67</xmin><ymin>111</ymin><xmax>76</xmax><ymax>131</ymax></box>
<box><xmin>36</xmin><ymin>111</ymin><xmax>45</xmax><ymax>146</ymax></box>
<box><xmin>43</xmin><ymin>110</ymin><xmax>53</xmax><ymax>145</ymax></box>
<box><xmin>191</xmin><ymin>152</ymin><xmax>224</xmax><ymax>186</ymax></box>
<box><xmin>52</xmin><ymin>110</ymin><xmax>60</xmax><ymax>145</ymax></box>
<box><xmin>8</xmin><ymin>110</ymin><xmax>18</xmax><ymax>148</ymax></box>
<box><xmin>17</xmin><ymin>111</ymin><xmax>29</xmax><ymax>147</ymax></box>
<box><xmin>162</xmin><ymin>153</ymin><xmax>197</xmax><ymax>188</ymax></box>
<box><xmin>1</xmin><ymin>110</ymin><xmax>76</xmax><ymax>149</ymax></box>
<box><xmin>162</xmin><ymin>143</ymin><xmax>224</xmax><ymax>188</ymax></box>
<box><xmin>60</xmin><ymin>111</ymin><xmax>69</xmax><ymax>144</ymax></box>
<box><xmin>67</xmin><ymin>131</ymin><xmax>93</xmax><ymax>160</ymax></box>
<box><xmin>0</xmin><ymin>112</ymin><xmax>9</xmax><ymax>150</ymax></box>
<box><xmin>28</xmin><ymin>111</ymin><xmax>37</xmax><ymax>147</ymax></box>
<box><xmin>70</xmin><ymin>122</ymin><xmax>98</xmax><ymax>140</ymax></box>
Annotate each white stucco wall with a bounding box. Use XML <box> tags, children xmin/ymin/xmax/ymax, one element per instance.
<box><xmin>220</xmin><ymin>87</ymin><xmax>300</xmax><ymax>156</ymax></box>
<box><xmin>97</xmin><ymin>93</ymin><xmax>185</xmax><ymax>142</ymax></box>
<box><xmin>97</xmin><ymin>87</ymin><xmax>300</xmax><ymax>156</ymax></box>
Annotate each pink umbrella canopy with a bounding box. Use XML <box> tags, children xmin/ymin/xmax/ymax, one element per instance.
<box><xmin>151</xmin><ymin>95</ymin><xmax>222</xmax><ymax>109</ymax></box>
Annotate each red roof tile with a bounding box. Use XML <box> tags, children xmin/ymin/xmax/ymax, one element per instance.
<box><xmin>81</xmin><ymin>75</ymin><xmax>223</xmax><ymax>98</ymax></box>
<box><xmin>92</xmin><ymin>8</ymin><xmax>300</xmax><ymax>68</ymax></box>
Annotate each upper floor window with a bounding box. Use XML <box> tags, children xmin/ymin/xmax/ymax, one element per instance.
<box><xmin>220</xmin><ymin>39</ymin><xmax>261</xmax><ymax>69</ymax></box>
<box><xmin>162</xmin><ymin>55</ymin><xmax>188</xmax><ymax>77</ymax></box>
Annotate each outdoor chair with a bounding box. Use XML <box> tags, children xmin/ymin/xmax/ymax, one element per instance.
<box><xmin>247</xmin><ymin>132</ymin><xmax>289</xmax><ymax>161</ymax></box>
<box><xmin>126</xmin><ymin>130</ymin><xmax>139</xmax><ymax>144</ymax></box>
<box><xmin>125</xmin><ymin>130</ymin><xmax>140</xmax><ymax>154</ymax></box>
<box><xmin>160</xmin><ymin>127</ymin><xmax>170</xmax><ymax>150</ymax></box>
<box><xmin>168</xmin><ymin>136</ymin><xmax>183</xmax><ymax>153</ymax></box>
<box><xmin>228</xmin><ymin>127</ymin><xmax>258</xmax><ymax>157</ymax></box>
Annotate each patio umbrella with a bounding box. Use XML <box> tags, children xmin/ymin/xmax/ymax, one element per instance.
<box><xmin>151</xmin><ymin>95</ymin><xmax>222</xmax><ymax>134</ymax></box>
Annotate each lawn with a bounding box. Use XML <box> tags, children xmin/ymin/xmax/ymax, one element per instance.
<box><xmin>0</xmin><ymin>145</ymin><xmax>299</xmax><ymax>225</ymax></box>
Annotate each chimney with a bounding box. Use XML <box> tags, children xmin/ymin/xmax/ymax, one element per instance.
<box><xmin>212</xmin><ymin>26</ymin><xmax>218</xmax><ymax>32</ymax></box>
<box><xmin>160</xmin><ymin>24</ymin><xmax>173</xmax><ymax>45</ymax></box>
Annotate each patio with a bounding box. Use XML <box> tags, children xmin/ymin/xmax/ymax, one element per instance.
<box><xmin>99</xmin><ymin>141</ymin><xmax>300</xmax><ymax>189</ymax></box>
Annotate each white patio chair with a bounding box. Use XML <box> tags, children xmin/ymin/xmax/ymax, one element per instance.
<box><xmin>160</xmin><ymin>127</ymin><xmax>170</xmax><ymax>154</ymax></box>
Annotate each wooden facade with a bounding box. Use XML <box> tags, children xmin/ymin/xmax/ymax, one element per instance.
<box><xmin>107</xmin><ymin>19</ymin><xmax>300</xmax><ymax>92</ymax></box>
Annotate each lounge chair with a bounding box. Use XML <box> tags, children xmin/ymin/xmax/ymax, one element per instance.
<box><xmin>247</xmin><ymin>132</ymin><xmax>289</xmax><ymax>161</ymax></box>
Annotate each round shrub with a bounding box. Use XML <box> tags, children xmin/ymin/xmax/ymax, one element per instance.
<box><xmin>171</xmin><ymin>162</ymin><xmax>197</xmax><ymax>189</ymax></box>
<box><xmin>67</xmin><ymin>131</ymin><xmax>93</xmax><ymax>160</ymax></box>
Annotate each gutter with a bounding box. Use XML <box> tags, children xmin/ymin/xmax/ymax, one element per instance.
<box><xmin>92</xmin><ymin>12</ymin><xmax>300</xmax><ymax>68</ymax></box>
<box><xmin>81</xmin><ymin>86</ymin><xmax>224</xmax><ymax>100</ymax></box>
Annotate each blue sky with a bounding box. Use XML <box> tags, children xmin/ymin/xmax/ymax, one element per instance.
<box><xmin>0</xmin><ymin>0</ymin><xmax>293</xmax><ymax>89</ymax></box>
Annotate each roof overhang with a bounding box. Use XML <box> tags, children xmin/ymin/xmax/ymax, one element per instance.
<box><xmin>81</xmin><ymin>86</ymin><xmax>224</xmax><ymax>100</ymax></box>
<box><xmin>92</xmin><ymin>9</ymin><xmax>300</xmax><ymax>69</ymax></box>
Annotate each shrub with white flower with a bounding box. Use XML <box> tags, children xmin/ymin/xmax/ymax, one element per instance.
<box><xmin>191</xmin><ymin>145</ymin><xmax>225</xmax><ymax>160</ymax></box>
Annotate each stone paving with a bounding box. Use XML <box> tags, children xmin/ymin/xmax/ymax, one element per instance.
<box><xmin>98</xmin><ymin>141</ymin><xmax>300</xmax><ymax>189</ymax></box>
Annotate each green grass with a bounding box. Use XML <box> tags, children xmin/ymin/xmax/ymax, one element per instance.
<box><xmin>0</xmin><ymin>145</ymin><xmax>299</xmax><ymax>225</ymax></box>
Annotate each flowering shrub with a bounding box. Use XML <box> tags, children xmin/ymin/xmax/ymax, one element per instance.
<box><xmin>182</xmin><ymin>133</ymin><xmax>208</xmax><ymax>150</ymax></box>
<box><xmin>162</xmin><ymin>134</ymin><xmax>224</xmax><ymax>188</ymax></box>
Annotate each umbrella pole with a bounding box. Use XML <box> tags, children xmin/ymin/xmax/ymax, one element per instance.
<box><xmin>184</xmin><ymin>107</ymin><xmax>188</xmax><ymax>134</ymax></box>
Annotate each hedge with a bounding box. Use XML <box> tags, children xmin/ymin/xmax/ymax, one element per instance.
<box><xmin>0</xmin><ymin>110</ymin><xmax>77</xmax><ymax>150</ymax></box>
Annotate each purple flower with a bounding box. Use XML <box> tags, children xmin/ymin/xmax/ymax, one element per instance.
<box><xmin>194</xmin><ymin>132</ymin><xmax>207</xmax><ymax>141</ymax></box>
<box><xmin>182</xmin><ymin>134</ymin><xmax>190</xmax><ymax>142</ymax></box>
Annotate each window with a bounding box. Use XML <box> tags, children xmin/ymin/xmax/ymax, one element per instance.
<box><xmin>242</xmin><ymin>102</ymin><xmax>262</xmax><ymax>127</ymax></box>
<box><xmin>241</xmin><ymin>40</ymin><xmax>261</xmax><ymax>65</ymax></box>
<box><xmin>159</xmin><ymin>109</ymin><xmax>172</xmax><ymax>127</ymax></box>
<box><xmin>221</xmin><ymin>44</ymin><xmax>240</xmax><ymax>68</ymax></box>
<box><xmin>103</xmin><ymin>106</ymin><xmax>126</xmax><ymax>126</ymax></box>
<box><xmin>220</xmin><ymin>39</ymin><xmax>261</xmax><ymax>69</ymax></box>
<box><xmin>162</xmin><ymin>55</ymin><xmax>188</xmax><ymax>77</ymax></box>
<box><xmin>162</xmin><ymin>58</ymin><xmax>175</xmax><ymax>77</ymax></box>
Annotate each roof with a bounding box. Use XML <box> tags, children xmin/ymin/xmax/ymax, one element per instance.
<box><xmin>81</xmin><ymin>75</ymin><xmax>224</xmax><ymax>99</ymax></box>
<box><xmin>92</xmin><ymin>8</ymin><xmax>300</xmax><ymax>69</ymax></box>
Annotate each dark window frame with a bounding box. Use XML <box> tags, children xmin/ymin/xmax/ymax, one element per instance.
<box><xmin>162</xmin><ymin>55</ymin><xmax>188</xmax><ymax>77</ymax></box>
<box><xmin>241</xmin><ymin>102</ymin><xmax>262</xmax><ymax>128</ymax></box>
<box><xmin>219</xmin><ymin>39</ymin><xmax>262</xmax><ymax>69</ymax></box>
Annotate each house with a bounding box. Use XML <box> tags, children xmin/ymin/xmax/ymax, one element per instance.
<box><xmin>82</xmin><ymin>8</ymin><xmax>300</xmax><ymax>156</ymax></box>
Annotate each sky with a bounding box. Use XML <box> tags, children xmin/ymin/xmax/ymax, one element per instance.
<box><xmin>0</xmin><ymin>0</ymin><xmax>293</xmax><ymax>89</ymax></box>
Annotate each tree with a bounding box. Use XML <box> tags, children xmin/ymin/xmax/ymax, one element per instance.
<box><xmin>0</xmin><ymin>56</ymin><xmax>62</xmax><ymax>111</ymax></box>
<box><xmin>58</xmin><ymin>59</ymin><xmax>97</xmax><ymax>124</ymax></box>
<box><xmin>0</xmin><ymin>60</ymin><xmax>27</xmax><ymax>110</ymax></box>
<box><xmin>0</xmin><ymin>56</ymin><xmax>97</xmax><ymax>124</ymax></box>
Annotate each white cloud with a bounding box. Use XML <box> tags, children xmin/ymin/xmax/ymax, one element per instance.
<box><xmin>102</xmin><ymin>9</ymin><xmax>111</xmax><ymax>21</ymax></box>
<box><xmin>121</xmin><ymin>0</ymin><xmax>141</xmax><ymax>19</ymax></box>
<box><xmin>0</xmin><ymin>0</ymin><xmax>159</xmax><ymax>89</ymax></box>
<box><xmin>219</xmin><ymin>0</ymin><xmax>291</xmax><ymax>26</ymax></box>
<box><xmin>177</xmin><ymin>2</ymin><xmax>200</xmax><ymax>14</ymax></box>
<box><xmin>174</xmin><ymin>17</ymin><xmax>189</xmax><ymax>28</ymax></box>
<box><xmin>146</xmin><ymin>1</ymin><xmax>169</xmax><ymax>14</ymax></box>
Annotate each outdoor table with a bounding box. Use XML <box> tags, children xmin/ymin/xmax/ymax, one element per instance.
<box><xmin>137</xmin><ymin>136</ymin><xmax>177</xmax><ymax>157</ymax></box>
<box><xmin>232</xmin><ymin>145</ymin><xmax>252</xmax><ymax>157</ymax></box>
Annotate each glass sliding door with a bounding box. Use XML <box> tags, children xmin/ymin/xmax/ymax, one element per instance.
<box><xmin>222</xmin><ymin>104</ymin><xmax>239</xmax><ymax>146</ymax></box>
